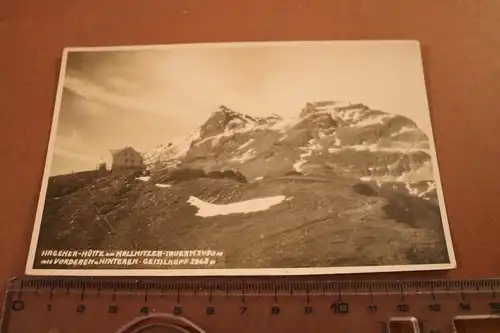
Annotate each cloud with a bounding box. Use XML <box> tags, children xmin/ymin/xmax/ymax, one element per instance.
<box><xmin>63</xmin><ymin>73</ymin><xmax>170</xmax><ymax>116</ymax></box>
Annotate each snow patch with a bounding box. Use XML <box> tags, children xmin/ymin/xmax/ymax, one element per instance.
<box><xmin>238</xmin><ymin>138</ymin><xmax>255</xmax><ymax>150</ymax></box>
<box><xmin>418</xmin><ymin>182</ymin><xmax>437</xmax><ymax>198</ymax></box>
<box><xmin>350</xmin><ymin>114</ymin><xmax>391</xmax><ymax>128</ymax></box>
<box><xmin>293</xmin><ymin>140</ymin><xmax>324</xmax><ymax>171</ymax></box>
<box><xmin>196</xmin><ymin>132</ymin><xmax>230</xmax><ymax>147</ymax></box>
<box><xmin>254</xmin><ymin>177</ymin><xmax>263</xmax><ymax>181</ymax></box>
<box><xmin>391</xmin><ymin>126</ymin><xmax>416</xmax><ymax>137</ymax></box>
<box><xmin>293</xmin><ymin>160</ymin><xmax>307</xmax><ymax>172</ymax></box>
<box><xmin>158</xmin><ymin>160</ymin><xmax>181</xmax><ymax>169</ymax></box>
<box><xmin>187</xmin><ymin>195</ymin><xmax>287</xmax><ymax>217</ymax></box>
<box><xmin>155</xmin><ymin>183</ymin><xmax>172</xmax><ymax>188</ymax></box>
<box><xmin>232</xmin><ymin>148</ymin><xmax>256</xmax><ymax>163</ymax></box>
<box><xmin>195</xmin><ymin>119</ymin><xmax>264</xmax><ymax>147</ymax></box>
<box><xmin>314</xmin><ymin>101</ymin><xmax>354</xmax><ymax>114</ymax></box>
<box><xmin>226</xmin><ymin>118</ymin><xmax>245</xmax><ymax>128</ymax></box>
<box><xmin>395</xmin><ymin>161</ymin><xmax>434</xmax><ymax>182</ymax></box>
<box><xmin>144</xmin><ymin>130</ymin><xmax>200</xmax><ymax>165</ymax></box>
<box><xmin>302</xmin><ymin>104</ymin><xmax>362</xmax><ymax>124</ymax></box>
<box><xmin>308</xmin><ymin>143</ymin><xmax>323</xmax><ymax>151</ymax></box>
<box><xmin>348</xmin><ymin>143</ymin><xmax>430</xmax><ymax>154</ymax></box>
<box><xmin>293</xmin><ymin>147</ymin><xmax>314</xmax><ymax>171</ymax></box>
<box><xmin>136</xmin><ymin>176</ymin><xmax>151</xmax><ymax>182</ymax></box>
<box><xmin>165</xmin><ymin>131</ymin><xmax>198</xmax><ymax>158</ymax></box>
<box><xmin>405</xmin><ymin>182</ymin><xmax>420</xmax><ymax>196</ymax></box>
<box><xmin>333</xmin><ymin>108</ymin><xmax>364</xmax><ymax>123</ymax></box>
<box><xmin>211</xmin><ymin>135</ymin><xmax>224</xmax><ymax>147</ymax></box>
<box><xmin>271</xmin><ymin>115</ymin><xmax>305</xmax><ymax>132</ymax></box>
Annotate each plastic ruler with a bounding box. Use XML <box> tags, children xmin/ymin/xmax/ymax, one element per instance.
<box><xmin>1</xmin><ymin>277</ymin><xmax>500</xmax><ymax>333</ymax></box>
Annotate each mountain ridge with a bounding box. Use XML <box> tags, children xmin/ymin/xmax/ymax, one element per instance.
<box><xmin>143</xmin><ymin>100</ymin><xmax>436</xmax><ymax>200</ymax></box>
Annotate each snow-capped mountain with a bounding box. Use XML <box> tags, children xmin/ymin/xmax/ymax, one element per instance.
<box><xmin>143</xmin><ymin>101</ymin><xmax>437</xmax><ymax>200</ymax></box>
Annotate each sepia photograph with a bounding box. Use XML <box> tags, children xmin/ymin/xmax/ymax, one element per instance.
<box><xmin>25</xmin><ymin>40</ymin><xmax>456</xmax><ymax>276</ymax></box>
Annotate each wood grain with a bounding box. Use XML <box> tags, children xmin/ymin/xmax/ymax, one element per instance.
<box><xmin>0</xmin><ymin>0</ymin><xmax>499</xmax><ymax>292</ymax></box>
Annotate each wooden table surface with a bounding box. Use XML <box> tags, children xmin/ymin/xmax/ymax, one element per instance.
<box><xmin>1</xmin><ymin>0</ymin><xmax>499</xmax><ymax>292</ymax></box>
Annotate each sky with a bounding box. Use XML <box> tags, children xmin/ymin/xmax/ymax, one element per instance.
<box><xmin>48</xmin><ymin>41</ymin><xmax>432</xmax><ymax>176</ymax></box>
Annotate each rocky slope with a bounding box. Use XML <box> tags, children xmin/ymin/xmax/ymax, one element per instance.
<box><xmin>35</xmin><ymin>168</ymin><xmax>448</xmax><ymax>269</ymax></box>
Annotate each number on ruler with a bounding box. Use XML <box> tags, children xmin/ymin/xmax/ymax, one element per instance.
<box><xmin>489</xmin><ymin>302</ymin><xmax>500</xmax><ymax>313</ymax></box>
<box><xmin>331</xmin><ymin>302</ymin><xmax>349</xmax><ymax>314</ymax></box>
<box><xmin>459</xmin><ymin>302</ymin><xmax>471</xmax><ymax>311</ymax></box>
<box><xmin>11</xmin><ymin>300</ymin><xmax>24</xmax><ymax>312</ymax></box>
<box><xmin>428</xmin><ymin>303</ymin><xmax>441</xmax><ymax>312</ymax></box>
<box><xmin>397</xmin><ymin>304</ymin><xmax>410</xmax><ymax>312</ymax></box>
